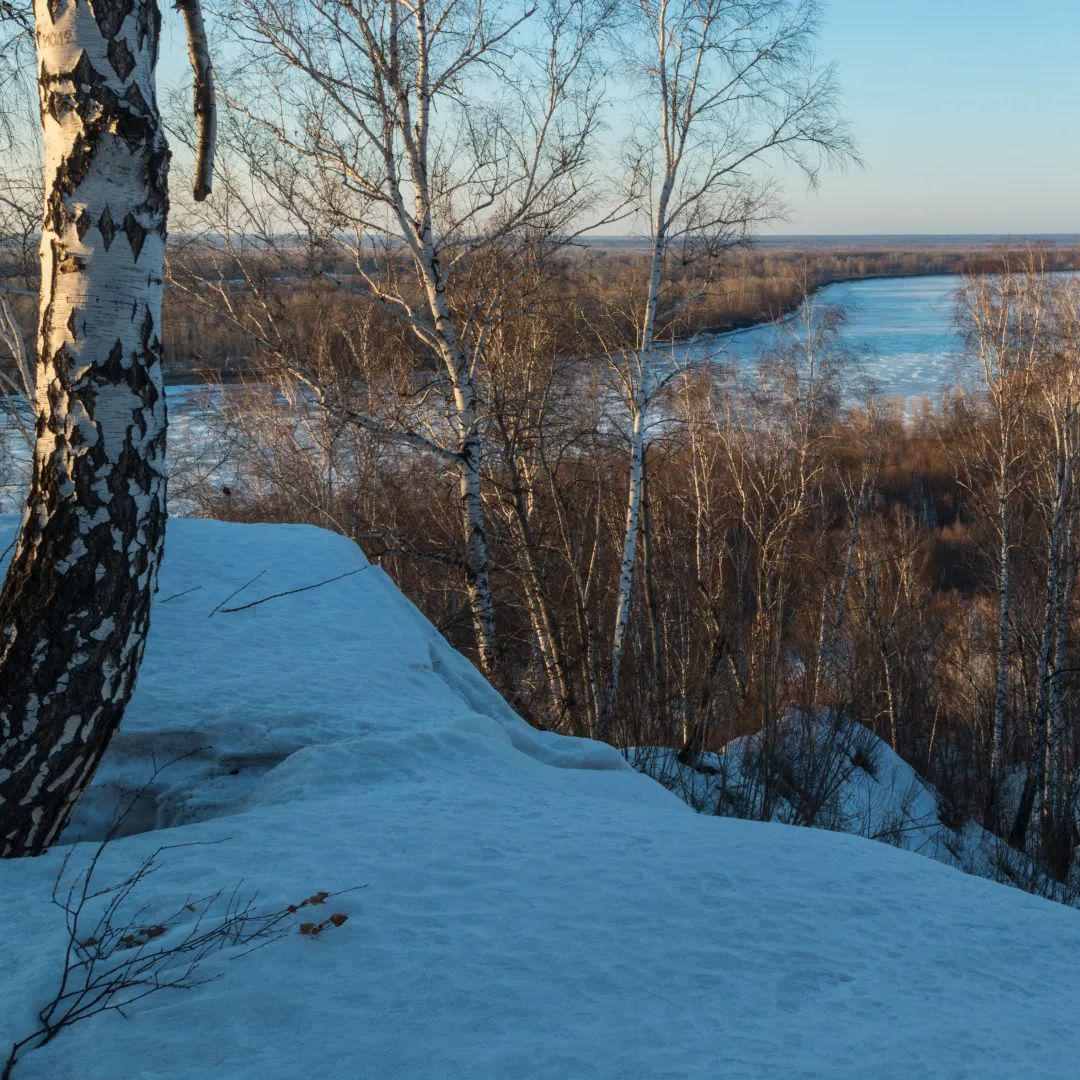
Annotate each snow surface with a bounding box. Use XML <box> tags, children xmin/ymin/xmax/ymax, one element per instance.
<box><xmin>4</xmin><ymin>516</ymin><xmax>1080</xmax><ymax>1079</ymax></box>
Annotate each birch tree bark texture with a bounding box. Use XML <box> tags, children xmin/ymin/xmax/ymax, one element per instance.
<box><xmin>0</xmin><ymin>0</ymin><xmax>169</xmax><ymax>858</ymax></box>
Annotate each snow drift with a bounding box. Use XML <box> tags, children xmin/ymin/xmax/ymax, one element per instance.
<box><xmin>3</xmin><ymin>517</ymin><xmax>1080</xmax><ymax>1079</ymax></box>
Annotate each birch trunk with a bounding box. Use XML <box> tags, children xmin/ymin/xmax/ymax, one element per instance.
<box><xmin>598</xmin><ymin>174</ymin><xmax>672</xmax><ymax>740</ymax></box>
<box><xmin>1049</xmin><ymin>513</ymin><xmax>1075</xmax><ymax>812</ymax></box>
<box><xmin>508</xmin><ymin>460</ymin><xmax>574</xmax><ymax>725</ymax></box>
<box><xmin>458</xmin><ymin>427</ymin><xmax>498</xmax><ymax>682</ymax></box>
<box><xmin>989</xmin><ymin>478</ymin><xmax>1012</xmax><ymax>800</ymax></box>
<box><xmin>1039</xmin><ymin>454</ymin><xmax>1074</xmax><ymax>832</ymax></box>
<box><xmin>0</xmin><ymin>0</ymin><xmax>169</xmax><ymax>858</ymax></box>
<box><xmin>411</xmin><ymin>191</ymin><xmax>499</xmax><ymax>684</ymax></box>
<box><xmin>600</xmin><ymin>398</ymin><xmax>645</xmax><ymax>740</ymax></box>
<box><xmin>1035</xmin><ymin>469</ymin><xmax>1065</xmax><ymax>828</ymax></box>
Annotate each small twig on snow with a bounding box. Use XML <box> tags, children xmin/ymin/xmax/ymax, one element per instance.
<box><xmin>217</xmin><ymin>566</ymin><xmax>368</xmax><ymax>614</ymax></box>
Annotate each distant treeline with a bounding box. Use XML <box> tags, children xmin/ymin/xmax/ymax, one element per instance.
<box><xmin>5</xmin><ymin>242</ymin><xmax>1080</xmax><ymax>383</ymax></box>
<box><xmin>159</xmin><ymin>243</ymin><xmax>1080</xmax><ymax>380</ymax></box>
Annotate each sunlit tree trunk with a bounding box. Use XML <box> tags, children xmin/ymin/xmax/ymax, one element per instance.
<box><xmin>507</xmin><ymin>455</ymin><xmax>575</xmax><ymax>726</ymax></box>
<box><xmin>1035</xmin><ymin>458</ymin><xmax>1069</xmax><ymax>825</ymax></box>
<box><xmin>1049</xmin><ymin>515</ymin><xmax>1075</xmax><ymax>799</ymax></box>
<box><xmin>600</xmin><ymin>392</ymin><xmax>645</xmax><ymax>740</ymax></box>
<box><xmin>0</xmin><ymin>0</ymin><xmax>168</xmax><ymax>858</ymax></box>
<box><xmin>990</xmin><ymin>477</ymin><xmax>1011</xmax><ymax>788</ymax></box>
<box><xmin>1037</xmin><ymin>410</ymin><xmax>1078</xmax><ymax>854</ymax></box>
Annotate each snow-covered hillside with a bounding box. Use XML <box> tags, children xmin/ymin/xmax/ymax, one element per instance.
<box><xmin>3</xmin><ymin>518</ymin><xmax>1080</xmax><ymax>1079</ymax></box>
<box><xmin>631</xmin><ymin>718</ymin><xmax>1067</xmax><ymax>899</ymax></box>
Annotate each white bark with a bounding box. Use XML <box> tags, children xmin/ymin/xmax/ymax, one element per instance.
<box><xmin>990</xmin><ymin>478</ymin><xmax>1011</xmax><ymax>786</ymax></box>
<box><xmin>597</xmin><ymin>0</ymin><xmax>851</xmax><ymax>741</ymax></box>
<box><xmin>0</xmin><ymin>0</ymin><xmax>171</xmax><ymax>858</ymax></box>
<box><xmin>219</xmin><ymin>0</ymin><xmax>613</xmax><ymax>686</ymax></box>
<box><xmin>1038</xmin><ymin>403</ymin><xmax>1079</xmax><ymax>830</ymax></box>
<box><xmin>601</xmin><ymin>395</ymin><xmax>645</xmax><ymax>737</ymax></box>
<box><xmin>1048</xmin><ymin>512</ymin><xmax>1075</xmax><ymax>813</ymax></box>
<box><xmin>506</xmin><ymin>456</ymin><xmax>574</xmax><ymax>725</ymax></box>
<box><xmin>177</xmin><ymin>0</ymin><xmax>216</xmax><ymax>202</ymax></box>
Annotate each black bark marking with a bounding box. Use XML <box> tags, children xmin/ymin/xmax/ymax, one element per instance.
<box><xmin>70</xmin><ymin>50</ymin><xmax>102</xmax><ymax>93</ymax></box>
<box><xmin>89</xmin><ymin>0</ymin><xmax>135</xmax><ymax>42</ymax></box>
<box><xmin>108</xmin><ymin>36</ymin><xmax>136</xmax><ymax>81</ymax></box>
<box><xmin>98</xmin><ymin>206</ymin><xmax>116</xmax><ymax>249</ymax></box>
<box><xmin>135</xmin><ymin>1</ymin><xmax>161</xmax><ymax>61</ymax></box>
<box><xmin>46</xmin><ymin>84</ymin><xmax>75</xmax><ymax>123</ymax></box>
<box><xmin>74</xmin><ymin>208</ymin><xmax>92</xmax><ymax>240</ymax></box>
<box><xmin>124</xmin><ymin>81</ymin><xmax>149</xmax><ymax>117</ymax></box>
<box><xmin>102</xmin><ymin>339</ymin><xmax>126</xmax><ymax>379</ymax></box>
<box><xmin>139</xmin><ymin>306</ymin><xmax>154</xmax><ymax>349</ymax></box>
<box><xmin>124</xmin><ymin>212</ymin><xmax>147</xmax><ymax>261</ymax></box>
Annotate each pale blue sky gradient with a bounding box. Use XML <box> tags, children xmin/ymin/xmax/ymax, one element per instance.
<box><xmin>157</xmin><ymin>1</ymin><xmax>1080</xmax><ymax>237</ymax></box>
<box><xmin>769</xmin><ymin>0</ymin><xmax>1080</xmax><ymax>234</ymax></box>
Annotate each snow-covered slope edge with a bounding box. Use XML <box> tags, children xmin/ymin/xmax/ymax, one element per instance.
<box><xmin>3</xmin><ymin>518</ymin><xmax>1080</xmax><ymax>1080</ymax></box>
<box><xmin>42</xmin><ymin>518</ymin><xmax>633</xmax><ymax>844</ymax></box>
<box><xmin>631</xmin><ymin>718</ymin><xmax>1076</xmax><ymax>904</ymax></box>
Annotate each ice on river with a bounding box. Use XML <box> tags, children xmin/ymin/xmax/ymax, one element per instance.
<box><xmin>0</xmin><ymin>273</ymin><xmax>1067</xmax><ymax>513</ymax></box>
<box><xmin>679</xmin><ymin>273</ymin><xmax>974</xmax><ymax>410</ymax></box>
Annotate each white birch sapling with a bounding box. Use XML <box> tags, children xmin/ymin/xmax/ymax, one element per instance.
<box><xmin>598</xmin><ymin>0</ymin><xmax>854</xmax><ymax>739</ymax></box>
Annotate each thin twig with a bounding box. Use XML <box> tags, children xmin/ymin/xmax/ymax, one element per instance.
<box><xmin>158</xmin><ymin>585</ymin><xmax>203</xmax><ymax>605</ymax></box>
<box><xmin>218</xmin><ymin>567</ymin><xmax>368</xmax><ymax>614</ymax></box>
<box><xmin>208</xmin><ymin>569</ymin><xmax>266</xmax><ymax>618</ymax></box>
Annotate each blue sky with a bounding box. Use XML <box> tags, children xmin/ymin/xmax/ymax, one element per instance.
<box><xmin>770</xmin><ymin>0</ymin><xmax>1080</xmax><ymax>234</ymax></box>
<box><xmin>157</xmin><ymin>1</ymin><xmax>1079</xmax><ymax>237</ymax></box>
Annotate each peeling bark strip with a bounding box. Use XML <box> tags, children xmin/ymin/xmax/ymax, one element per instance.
<box><xmin>0</xmin><ymin>0</ymin><xmax>169</xmax><ymax>858</ymax></box>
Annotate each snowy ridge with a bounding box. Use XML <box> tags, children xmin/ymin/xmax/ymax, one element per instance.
<box><xmin>3</xmin><ymin>518</ymin><xmax>1080</xmax><ymax>1079</ymax></box>
<box><xmin>36</xmin><ymin>518</ymin><xmax>629</xmax><ymax>844</ymax></box>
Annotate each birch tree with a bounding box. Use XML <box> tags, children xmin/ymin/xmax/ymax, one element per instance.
<box><xmin>192</xmin><ymin>0</ymin><xmax>616</xmax><ymax>686</ymax></box>
<box><xmin>597</xmin><ymin>346</ymin><xmax>682</xmax><ymax>739</ymax></box>
<box><xmin>599</xmin><ymin>0</ymin><xmax>854</xmax><ymax>736</ymax></box>
<box><xmin>0</xmin><ymin>0</ymin><xmax>216</xmax><ymax>858</ymax></box>
<box><xmin>1025</xmin><ymin>280</ymin><xmax>1080</xmax><ymax>870</ymax></box>
<box><xmin>956</xmin><ymin>268</ymin><xmax>1042</xmax><ymax>829</ymax></box>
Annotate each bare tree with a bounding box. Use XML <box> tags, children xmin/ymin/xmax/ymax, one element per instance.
<box><xmin>955</xmin><ymin>265</ymin><xmax>1044</xmax><ymax>828</ymax></box>
<box><xmin>5</xmin><ymin>821</ymin><xmax>357</xmax><ymax>1080</ymax></box>
<box><xmin>597</xmin><ymin>345</ymin><xmax>686</xmax><ymax>739</ymax></box>
<box><xmin>1026</xmin><ymin>279</ymin><xmax>1080</xmax><ymax>870</ymax></box>
<box><xmin>179</xmin><ymin>0</ymin><xmax>619</xmax><ymax>686</ymax></box>
<box><xmin>598</xmin><ymin>0</ymin><xmax>855</xmax><ymax>737</ymax></box>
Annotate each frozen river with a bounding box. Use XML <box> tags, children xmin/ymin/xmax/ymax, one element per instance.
<box><xmin>680</xmin><ymin>273</ymin><xmax>971</xmax><ymax>406</ymax></box>
<box><xmin>0</xmin><ymin>272</ymin><xmax>1065</xmax><ymax>511</ymax></box>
